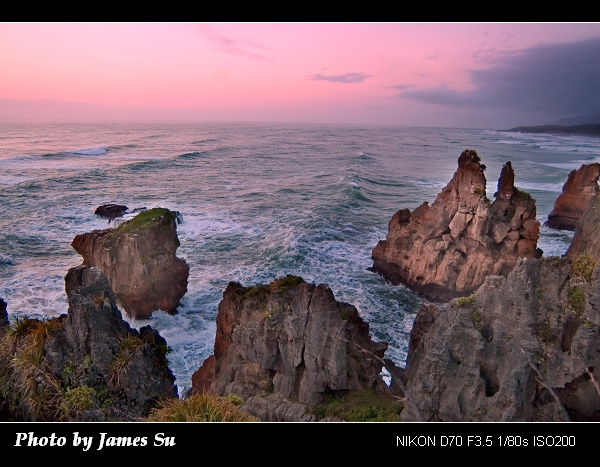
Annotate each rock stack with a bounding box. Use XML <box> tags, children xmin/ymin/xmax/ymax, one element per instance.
<box><xmin>371</xmin><ymin>149</ymin><xmax>542</xmax><ymax>302</ymax></box>
<box><xmin>72</xmin><ymin>207</ymin><xmax>189</xmax><ymax>319</ymax></box>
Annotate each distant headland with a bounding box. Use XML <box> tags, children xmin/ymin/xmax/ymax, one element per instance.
<box><xmin>505</xmin><ymin>124</ymin><xmax>600</xmax><ymax>138</ymax></box>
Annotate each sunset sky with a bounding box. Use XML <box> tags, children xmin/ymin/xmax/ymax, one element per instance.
<box><xmin>1</xmin><ymin>22</ymin><xmax>599</xmax><ymax>129</ymax></box>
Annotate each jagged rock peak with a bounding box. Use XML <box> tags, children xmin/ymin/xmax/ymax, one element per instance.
<box><xmin>189</xmin><ymin>275</ymin><xmax>391</xmax><ymax>422</ymax></box>
<box><xmin>71</xmin><ymin>207</ymin><xmax>189</xmax><ymax>319</ymax></box>
<box><xmin>371</xmin><ymin>149</ymin><xmax>541</xmax><ymax>302</ymax></box>
<box><xmin>496</xmin><ymin>161</ymin><xmax>515</xmax><ymax>199</ymax></box>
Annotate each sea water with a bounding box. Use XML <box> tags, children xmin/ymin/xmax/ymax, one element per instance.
<box><xmin>1</xmin><ymin>120</ymin><xmax>596</xmax><ymax>395</ymax></box>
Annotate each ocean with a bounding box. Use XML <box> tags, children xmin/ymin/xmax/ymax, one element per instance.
<box><xmin>1</xmin><ymin>120</ymin><xmax>597</xmax><ymax>396</ymax></box>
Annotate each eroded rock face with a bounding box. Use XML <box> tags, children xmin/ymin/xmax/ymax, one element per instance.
<box><xmin>71</xmin><ymin>207</ymin><xmax>189</xmax><ymax>319</ymax></box>
<box><xmin>190</xmin><ymin>276</ymin><xmax>390</xmax><ymax>421</ymax></box>
<box><xmin>371</xmin><ymin>150</ymin><xmax>542</xmax><ymax>302</ymax></box>
<box><xmin>0</xmin><ymin>266</ymin><xmax>177</xmax><ymax>421</ymax></box>
<box><xmin>398</xmin><ymin>256</ymin><xmax>600</xmax><ymax>422</ymax></box>
<box><xmin>546</xmin><ymin>163</ymin><xmax>600</xmax><ymax>231</ymax></box>
<box><xmin>566</xmin><ymin>191</ymin><xmax>600</xmax><ymax>261</ymax></box>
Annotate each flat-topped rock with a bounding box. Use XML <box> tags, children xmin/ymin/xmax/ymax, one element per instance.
<box><xmin>189</xmin><ymin>276</ymin><xmax>390</xmax><ymax>421</ymax></box>
<box><xmin>71</xmin><ymin>207</ymin><xmax>189</xmax><ymax>319</ymax></box>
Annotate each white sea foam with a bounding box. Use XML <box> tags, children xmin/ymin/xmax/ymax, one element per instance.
<box><xmin>2</xmin><ymin>120</ymin><xmax>598</xmax><ymax>393</ymax></box>
<box><xmin>67</xmin><ymin>146</ymin><xmax>107</xmax><ymax>156</ymax></box>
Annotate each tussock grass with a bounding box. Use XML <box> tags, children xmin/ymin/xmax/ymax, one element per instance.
<box><xmin>312</xmin><ymin>389</ymin><xmax>403</xmax><ymax>422</ymax></box>
<box><xmin>146</xmin><ymin>393</ymin><xmax>259</xmax><ymax>422</ymax></box>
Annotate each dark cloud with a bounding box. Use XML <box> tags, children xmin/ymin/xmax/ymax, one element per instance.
<box><xmin>399</xmin><ymin>37</ymin><xmax>600</xmax><ymax>121</ymax></box>
<box><xmin>310</xmin><ymin>72</ymin><xmax>370</xmax><ymax>83</ymax></box>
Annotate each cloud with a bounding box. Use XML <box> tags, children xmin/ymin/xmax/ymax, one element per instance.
<box><xmin>392</xmin><ymin>84</ymin><xmax>416</xmax><ymax>91</ymax></box>
<box><xmin>309</xmin><ymin>72</ymin><xmax>370</xmax><ymax>83</ymax></box>
<box><xmin>194</xmin><ymin>24</ymin><xmax>272</xmax><ymax>61</ymax></box>
<box><xmin>398</xmin><ymin>37</ymin><xmax>600</xmax><ymax>121</ymax></box>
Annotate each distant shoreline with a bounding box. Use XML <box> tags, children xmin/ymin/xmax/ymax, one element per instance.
<box><xmin>504</xmin><ymin>124</ymin><xmax>600</xmax><ymax>138</ymax></box>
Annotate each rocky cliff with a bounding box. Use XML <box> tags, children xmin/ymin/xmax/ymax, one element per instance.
<box><xmin>71</xmin><ymin>207</ymin><xmax>189</xmax><ymax>319</ymax></box>
<box><xmin>546</xmin><ymin>163</ymin><xmax>600</xmax><ymax>230</ymax></box>
<box><xmin>566</xmin><ymin>188</ymin><xmax>600</xmax><ymax>261</ymax></box>
<box><xmin>0</xmin><ymin>265</ymin><xmax>178</xmax><ymax>421</ymax></box>
<box><xmin>189</xmin><ymin>275</ymin><xmax>391</xmax><ymax>422</ymax></box>
<box><xmin>371</xmin><ymin>150</ymin><xmax>542</xmax><ymax>302</ymax></box>
<box><xmin>397</xmin><ymin>253</ymin><xmax>600</xmax><ymax>422</ymax></box>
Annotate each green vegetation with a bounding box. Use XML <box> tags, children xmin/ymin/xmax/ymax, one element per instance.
<box><xmin>567</xmin><ymin>287</ymin><xmax>586</xmax><ymax>315</ymax></box>
<box><xmin>513</xmin><ymin>187</ymin><xmax>532</xmax><ymax>200</ymax></box>
<box><xmin>572</xmin><ymin>254</ymin><xmax>596</xmax><ymax>282</ymax></box>
<box><xmin>311</xmin><ymin>389</ymin><xmax>403</xmax><ymax>422</ymax></box>
<box><xmin>145</xmin><ymin>393</ymin><xmax>259</xmax><ymax>422</ymax></box>
<box><xmin>108</xmin><ymin>335</ymin><xmax>145</xmax><ymax>386</ymax></box>
<box><xmin>535</xmin><ymin>319</ymin><xmax>555</xmax><ymax>344</ymax></box>
<box><xmin>235</xmin><ymin>275</ymin><xmax>305</xmax><ymax>301</ymax></box>
<box><xmin>269</xmin><ymin>274</ymin><xmax>305</xmax><ymax>291</ymax></box>
<box><xmin>0</xmin><ymin>317</ymin><xmax>65</xmax><ymax>421</ymax></box>
<box><xmin>457</xmin><ymin>294</ymin><xmax>476</xmax><ymax>307</ymax></box>
<box><xmin>60</xmin><ymin>386</ymin><xmax>96</xmax><ymax>419</ymax></box>
<box><xmin>106</xmin><ymin>207</ymin><xmax>176</xmax><ymax>238</ymax></box>
<box><xmin>470</xmin><ymin>310</ymin><xmax>483</xmax><ymax>332</ymax></box>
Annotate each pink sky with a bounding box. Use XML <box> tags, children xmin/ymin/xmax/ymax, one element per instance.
<box><xmin>1</xmin><ymin>22</ymin><xmax>600</xmax><ymax>129</ymax></box>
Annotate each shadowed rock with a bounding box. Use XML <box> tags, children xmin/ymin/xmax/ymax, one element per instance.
<box><xmin>0</xmin><ymin>265</ymin><xmax>177</xmax><ymax>421</ymax></box>
<box><xmin>0</xmin><ymin>298</ymin><xmax>7</xmax><ymax>328</ymax></box>
<box><xmin>546</xmin><ymin>163</ymin><xmax>600</xmax><ymax>231</ymax></box>
<box><xmin>95</xmin><ymin>204</ymin><xmax>129</xmax><ymax>221</ymax></box>
<box><xmin>398</xmin><ymin>255</ymin><xmax>600</xmax><ymax>422</ymax></box>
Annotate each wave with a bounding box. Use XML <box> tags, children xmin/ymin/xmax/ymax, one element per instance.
<box><xmin>177</xmin><ymin>151</ymin><xmax>207</xmax><ymax>161</ymax></box>
<box><xmin>516</xmin><ymin>181</ymin><xmax>565</xmax><ymax>193</ymax></box>
<box><xmin>191</xmin><ymin>138</ymin><xmax>219</xmax><ymax>145</ymax></box>
<box><xmin>0</xmin><ymin>254</ymin><xmax>15</xmax><ymax>266</ymax></box>
<box><xmin>109</xmin><ymin>143</ymin><xmax>139</xmax><ymax>151</ymax></box>
<box><xmin>528</xmin><ymin>155</ymin><xmax>600</xmax><ymax>170</ymax></box>
<box><xmin>66</xmin><ymin>147</ymin><xmax>107</xmax><ymax>156</ymax></box>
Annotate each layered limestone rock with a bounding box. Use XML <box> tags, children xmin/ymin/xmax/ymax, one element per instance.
<box><xmin>189</xmin><ymin>275</ymin><xmax>390</xmax><ymax>422</ymax></box>
<box><xmin>0</xmin><ymin>265</ymin><xmax>177</xmax><ymax>421</ymax></box>
<box><xmin>371</xmin><ymin>149</ymin><xmax>542</xmax><ymax>302</ymax></box>
<box><xmin>398</xmin><ymin>255</ymin><xmax>600</xmax><ymax>422</ymax></box>
<box><xmin>546</xmin><ymin>163</ymin><xmax>600</xmax><ymax>230</ymax></box>
<box><xmin>566</xmin><ymin>191</ymin><xmax>600</xmax><ymax>261</ymax></box>
<box><xmin>71</xmin><ymin>207</ymin><xmax>189</xmax><ymax>319</ymax></box>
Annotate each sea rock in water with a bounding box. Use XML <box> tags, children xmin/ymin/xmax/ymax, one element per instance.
<box><xmin>546</xmin><ymin>163</ymin><xmax>600</xmax><ymax>231</ymax></box>
<box><xmin>71</xmin><ymin>207</ymin><xmax>189</xmax><ymax>319</ymax></box>
<box><xmin>95</xmin><ymin>204</ymin><xmax>129</xmax><ymax>220</ymax></box>
<box><xmin>371</xmin><ymin>149</ymin><xmax>542</xmax><ymax>302</ymax></box>
<box><xmin>398</xmin><ymin>254</ymin><xmax>600</xmax><ymax>422</ymax></box>
<box><xmin>189</xmin><ymin>276</ymin><xmax>390</xmax><ymax>422</ymax></box>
